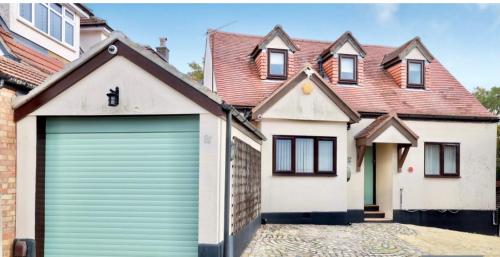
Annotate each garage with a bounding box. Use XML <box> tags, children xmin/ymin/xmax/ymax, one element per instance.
<box><xmin>42</xmin><ymin>115</ymin><xmax>199</xmax><ymax>257</ymax></box>
<box><xmin>14</xmin><ymin>33</ymin><xmax>264</xmax><ymax>257</ymax></box>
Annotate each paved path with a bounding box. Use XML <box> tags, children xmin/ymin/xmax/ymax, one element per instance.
<box><xmin>242</xmin><ymin>223</ymin><xmax>500</xmax><ymax>257</ymax></box>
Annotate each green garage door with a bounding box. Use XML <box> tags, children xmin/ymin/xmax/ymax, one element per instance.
<box><xmin>44</xmin><ymin>116</ymin><xmax>199</xmax><ymax>257</ymax></box>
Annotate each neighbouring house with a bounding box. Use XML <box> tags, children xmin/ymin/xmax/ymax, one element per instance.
<box><xmin>13</xmin><ymin>32</ymin><xmax>264</xmax><ymax>257</ymax></box>
<box><xmin>80</xmin><ymin>15</ymin><xmax>113</xmax><ymax>52</ymax></box>
<box><xmin>204</xmin><ymin>25</ymin><xmax>499</xmax><ymax>235</ymax></box>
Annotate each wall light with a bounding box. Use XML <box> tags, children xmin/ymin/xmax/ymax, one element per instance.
<box><xmin>107</xmin><ymin>87</ymin><xmax>119</xmax><ymax>106</ymax></box>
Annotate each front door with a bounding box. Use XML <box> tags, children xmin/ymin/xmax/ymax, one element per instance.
<box><xmin>364</xmin><ymin>146</ymin><xmax>375</xmax><ymax>205</ymax></box>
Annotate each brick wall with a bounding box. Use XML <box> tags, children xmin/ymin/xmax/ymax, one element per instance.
<box><xmin>255</xmin><ymin>51</ymin><xmax>268</xmax><ymax>80</ymax></box>
<box><xmin>387</xmin><ymin>62</ymin><xmax>407</xmax><ymax>88</ymax></box>
<box><xmin>0</xmin><ymin>88</ymin><xmax>16</xmax><ymax>257</ymax></box>
<box><xmin>322</xmin><ymin>57</ymin><xmax>337</xmax><ymax>84</ymax></box>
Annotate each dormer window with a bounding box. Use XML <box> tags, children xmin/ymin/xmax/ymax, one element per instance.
<box><xmin>407</xmin><ymin>59</ymin><xmax>425</xmax><ymax>88</ymax></box>
<box><xmin>338</xmin><ymin>54</ymin><xmax>357</xmax><ymax>84</ymax></box>
<box><xmin>267</xmin><ymin>48</ymin><xmax>288</xmax><ymax>79</ymax></box>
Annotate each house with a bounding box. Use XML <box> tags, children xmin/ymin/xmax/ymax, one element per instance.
<box><xmin>204</xmin><ymin>25</ymin><xmax>498</xmax><ymax>235</ymax></box>
<box><xmin>13</xmin><ymin>32</ymin><xmax>263</xmax><ymax>257</ymax></box>
<box><xmin>0</xmin><ymin>3</ymin><xmax>116</xmax><ymax>257</ymax></box>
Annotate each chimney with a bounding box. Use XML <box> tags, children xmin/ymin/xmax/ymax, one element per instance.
<box><xmin>156</xmin><ymin>37</ymin><xmax>170</xmax><ymax>63</ymax></box>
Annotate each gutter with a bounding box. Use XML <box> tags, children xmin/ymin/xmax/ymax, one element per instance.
<box><xmin>0</xmin><ymin>74</ymin><xmax>36</xmax><ymax>93</ymax></box>
<box><xmin>221</xmin><ymin>102</ymin><xmax>233</xmax><ymax>257</ymax></box>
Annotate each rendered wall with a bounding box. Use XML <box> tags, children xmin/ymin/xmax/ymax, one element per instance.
<box><xmin>15</xmin><ymin>55</ymin><xmax>237</xmax><ymax>247</ymax></box>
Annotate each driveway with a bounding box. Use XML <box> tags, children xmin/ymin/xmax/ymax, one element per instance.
<box><xmin>242</xmin><ymin>223</ymin><xmax>500</xmax><ymax>257</ymax></box>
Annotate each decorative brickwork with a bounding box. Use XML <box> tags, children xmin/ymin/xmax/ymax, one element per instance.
<box><xmin>255</xmin><ymin>51</ymin><xmax>268</xmax><ymax>80</ymax></box>
<box><xmin>0</xmin><ymin>88</ymin><xmax>16</xmax><ymax>257</ymax></box>
<box><xmin>387</xmin><ymin>62</ymin><xmax>407</xmax><ymax>88</ymax></box>
<box><xmin>322</xmin><ymin>57</ymin><xmax>338</xmax><ymax>84</ymax></box>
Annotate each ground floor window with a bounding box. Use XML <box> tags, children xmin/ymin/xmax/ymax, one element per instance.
<box><xmin>273</xmin><ymin>135</ymin><xmax>337</xmax><ymax>176</ymax></box>
<box><xmin>424</xmin><ymin>142</ymin><xmax>460</xmax><ymax>177</ymax></box>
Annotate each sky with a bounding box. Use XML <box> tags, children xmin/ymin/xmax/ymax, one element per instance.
<box><xmin>87</xmin><ymin>3</ymin><xmax>500</xmax><ymax>91</ymax></box>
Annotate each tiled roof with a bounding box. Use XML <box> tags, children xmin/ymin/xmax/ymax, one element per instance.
<box><xmin>81</xmin><ymin>16</ymin><xmax>113</xmax><ymax>31</ymax></box>
<box><xmin>0</xmin><ymin>56</ymin><xmax>48</xmax><ymax>87</ymax></box>
<box><xmin>0</xmin><ymin>27</ymin><xmax>64</xmax><ymax>74</ymax></box>
<box><xmin>210</xmin><ymin>31</ymin><xmax>495</xmax><ymax>118</ymax></box>
<box><xmin>0</xmin><ymin>26</ymin><xmax>64</xmax><ymax>89</ymax></box>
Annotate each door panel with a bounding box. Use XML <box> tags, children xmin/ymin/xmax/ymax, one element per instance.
<box><xmin>364</xmin><ymin>146</ymin><xmax>374</xmax><ymax>205</ymax></box>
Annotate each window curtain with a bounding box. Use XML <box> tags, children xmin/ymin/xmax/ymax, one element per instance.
<box><xmin>270</xmin><ymin>52</ymin><xmax>285</xmax><ymax>75</ymax></box>
<box><xmin>35</xmin><ymin>4</ymin><xmax>48</xmax><ymax>33</ymax></box>
<box><xmin>296</xmin><ymin>138</ymin><xmax>314</xmax><ymax>173</ymax></box>
<box><xmin>443</xmin><ymin>145</ymin><xmax>457</xmax><ymax>174</ymax></box>
<box><xmin>275</xmin><ymin>139</ymin><xmax>291</xmax><ymax>171</ymax></box>
<box><xmin>425</xmin><ymin>144</ymin><xmax>440</xmax><ymax>175</ymax></box>
<box><xmin>318</xmin><ymin>141</ymin><xmax>333</xmax><ymax>171</ymax></box>
<box><xmin>409</xmin><ymin>62</ymin><xmax>422</xmax><ymax>84</ymax></box>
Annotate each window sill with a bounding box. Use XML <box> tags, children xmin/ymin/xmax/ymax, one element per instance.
<box><xmin>406</xmin><ymin>84</ymin><xmax>425</xmax><ymax>90</ymax></box>
<box><xmin>273</xmin><ymin>172</ymin><xmax>337</xmax><ymax>177</ymax></box>
<box><xmin>338</xmin><ymin>80</ymin><xmax>358</xmax><ymax>85</ymax></box>
<box><xmin>267</xmin><ymin>75</ymin><xmax>287</xmax><ymax>80</ymax></box>
<box><xmin>424</xmin><ymin>175</ymin><xmax>460</xmax><ymax>178</ymax></box>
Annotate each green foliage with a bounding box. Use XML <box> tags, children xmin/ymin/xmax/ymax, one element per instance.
<box><xmin>187</xmin><ymin>61</ymin><xmax>204</xmax><ymax>83</ymax></box>
<box><xmin>472</xmin><ymin>87</ymin><xmax>500</xmax><ymax>180</ymax></box>
<box><xmin>472</xmin><ymin>86</ymin><xmax>500</xmax><ymax>115</ymax></box>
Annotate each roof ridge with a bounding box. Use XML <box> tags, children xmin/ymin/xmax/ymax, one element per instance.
<box><xmin>212</xmin><ymin>29</ymin><xmax>402</xmax><ymax>50</ymax></box>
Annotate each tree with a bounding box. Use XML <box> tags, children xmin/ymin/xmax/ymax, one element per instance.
<box><xmin>473</xmin><ymin>87</ymin><xmax>500</xmax><ymax>179</ymax></box>
<box><xmin>472</xmin><ymin>86</ymin><xmax>500</xmax><ymax>115</ymax></box>
<box><xmin>187</xmin><ymin>61</ymin><xmax>204</xmax><ymax>83</ymax></box>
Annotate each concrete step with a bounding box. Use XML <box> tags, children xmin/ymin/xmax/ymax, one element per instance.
<box><xmin>364</xmin><ymin>211</ymin><xmax>385</xmax><ymax>219</ymax></box>
<box><xmin>364</xmin><ymin>205</ymin><xmax>379</xmax><ymax>212</ymax></box>
<box><xmin>364</xmin><ymin>217</ymin><xmax>393</xmax><ymax>223</ymax></box>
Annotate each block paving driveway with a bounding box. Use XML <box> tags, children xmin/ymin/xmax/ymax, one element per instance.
<box><xmin>242</xmin><ymin>223</ymin><xmax>500</xmax><ymax>257</ymax></box>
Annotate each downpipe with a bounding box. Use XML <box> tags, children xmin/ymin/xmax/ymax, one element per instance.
<box><xmin>222</xmin><ymin>102</ymin><xmax>233</xmax><ymax>257</ymax></box>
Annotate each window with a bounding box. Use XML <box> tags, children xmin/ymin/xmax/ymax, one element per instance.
<box><xmin>424</xmin><ymin>142</ymin><xmax>460</xmax><ymax>177</ymax></box>
<box><xmin>338</xmin><ymin>54</ymin><xmax>357</xmax><ymax>84</ymax></box>
<box><xmin>18</xmin><ymin>3</ymin><xmax>76</xmax><ymax>46</ymax></box>
<box><xmin>273</xmin><ymin>136</ymin><xmax>337</xmax><ymax>176</ymax></box>
<box><xmin>20</xmin><ymin>3</ymin><xmax>32</xmax><ymax>21</ymax></box>
<box><xmin>267</xmin><ymin>48</ymin><xmax>287</xmax><ymax>79</ymax></box>
<box><xmin>407</xmin><ymin>59</ymin><xmax>425</xmax><ymax>88</ymax></box>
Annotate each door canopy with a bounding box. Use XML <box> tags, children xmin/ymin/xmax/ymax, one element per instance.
<box><xmin>354</xmin><ymin>113</ymin><xmax>419</xmax><ymax>171</ymax></box>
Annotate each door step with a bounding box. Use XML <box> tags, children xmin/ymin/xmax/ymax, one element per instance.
<box><xmin>364</xmin><ymin>204</ymin><xmax>379</xmax><ymax>212</ymax></box>
<box><xmin>364</xmin><ymin>217</ymin><xmax>393</xmax><ymax>223</ymax></box>
<box><xmin>364</xmin><ymin>211</ymin><xmax>385</xmax><ymax>218</ymax></box>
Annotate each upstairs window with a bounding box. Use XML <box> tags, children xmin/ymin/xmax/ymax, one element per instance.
<box><xmin>18</xmin><ymin>3</ymin><xmax>76</xmax><ymax>47</ymax></box>
<box><xmin>273</xmin><ymin>136</ymin><xmax>337</xmax><ymax>176</ymax></box>
<box><xmin>424</xmin><ymin>142</ymin><xmax>460</xmax><ymax>177</ymax></box>
<box><xmin>338</xmin><ymin>54</ymin><xmax>357</xmax><ymax>84</ymax></box>
<box><xmin>267</xmin><ymin>48</ymin><xmax>287</xmax><ymax>79</ymax></box>
<box><xmin>407</xmin><ymin>59</ymin><xmax>425</xmax><ymax>88</ymax></box>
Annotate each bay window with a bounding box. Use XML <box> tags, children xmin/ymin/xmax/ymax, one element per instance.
<box><xmin>338</xmin><ymin>54</ymin><xmax>357</xmax><ymax>84</ymax></box>
<box><xmin>424</xmin><ymin>142</ymin><xmax>460</xmax><ymax>177</ymax></box>
<box><xmin>273</xmin><ymin>136</ymin><xmax>337</xmax><ymax>176</ymax></box>
<box><xmin>19</xmin><ymin>3</ymin><xmax>76</xmax><ymax>46</ymax></box>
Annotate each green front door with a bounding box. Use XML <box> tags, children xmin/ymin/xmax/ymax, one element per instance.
<box><xmin>43</xmin><ymin>116</ymin><xmax>199</xmax><ymax>257</ymax></box>
<box><xmin>364</xmin><ymin>146</ymin><xmax>374</xmax><ymax>205</ymax></box>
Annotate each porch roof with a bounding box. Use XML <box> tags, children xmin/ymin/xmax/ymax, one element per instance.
<box><xmin>355</xmin><ymin>113</ymin><xmax>419</xmax><ymax>147</ymax></box>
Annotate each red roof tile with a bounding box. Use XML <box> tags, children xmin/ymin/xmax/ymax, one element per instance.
<box><xmin>0</xmin><ymin>27</ymin><xmax>64</xmax><ymax>74</ymax></box>
<box><xmin>0</xmin><ymin>56</ymin><xmax>48</xmax><ymax>86</ymax></box>
<box><xmin>210</xmin><ymin>31</ymin><xmax>494</xmax><ymax>118</ymax></box>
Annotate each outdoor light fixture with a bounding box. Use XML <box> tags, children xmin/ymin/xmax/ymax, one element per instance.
<box><xmin>107</xmin><ymin>87</ymin><xmax>119</xmax><ymax>106</ymax></box>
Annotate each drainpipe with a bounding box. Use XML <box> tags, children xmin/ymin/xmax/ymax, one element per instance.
<box><xmin>221</xmin><ymin>102</ymin><xmax>233</xmax><ymax>257</ymax></box>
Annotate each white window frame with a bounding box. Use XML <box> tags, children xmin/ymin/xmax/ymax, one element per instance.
<box><xmin>18</xmin><ymin>3</ymin><xmax>76</xmax><ymax>48</ymax></box>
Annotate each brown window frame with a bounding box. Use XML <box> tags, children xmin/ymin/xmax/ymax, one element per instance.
<box><xmin>424</xmin><ymin>142</ymin><xmax>460</xmax><ymax>178</ymax></box>
<box><xmin>338</xmin><ymin>54</ymin><xmax>358</xmax><ymax>84</ymax></box>
<box><xmin>272</xmin><ymin>135</ymin><xmax>337</xmax><ymax>176</ymax></box>
<box><xmin>407</xmin><ymin>59</ymin><xmax>425</xmax><ymax>89</ymax></box>
<box><xmin>267</xmin><ymin>48</ymin><xmax>288</xmax><ymax>80</ymax></box>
